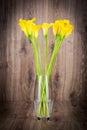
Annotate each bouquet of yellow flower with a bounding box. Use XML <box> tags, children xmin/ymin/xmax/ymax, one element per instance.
<box><xmin>18</xmin><ymin>18</ymin><xmax>73</xmax><ymax>119</ymax></box>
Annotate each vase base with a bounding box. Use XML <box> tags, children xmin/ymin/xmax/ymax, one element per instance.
<box><xmin>37</xmin><ymin>117</ymin><xmax>41</xmax><ymax>120</ymax></box>
<box><xmin>34</xmin><ymin>100</ymin><xmax>53</xmax><ymax>118</ymax></box>
<box><xmin>37</xmin><ymin>117</ymin><xmax>50</xmax><ymax>120</ymax></box>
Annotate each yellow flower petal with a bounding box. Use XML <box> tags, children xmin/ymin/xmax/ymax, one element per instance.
<box><xmin>53</xmin><ymin>19</ymin><xmax>74</xmax><ymax>38</ymax></box>
<box><xmin>41</xmin><ymin>23</ymin><xmax>53</xmax><ymax>36</ymax></box>
<box><xmin>60</xmin><ymin>21</ymin><xmax>74</xmax><ymax>37</ymax></box>
<box><xmin>32</xmin><ymin>24</ymin><xmax>41</xmax><ymax>38</ymax></box>
<box><xmin>18</xmin><ymin>18</ymin><xmax>36</xmax><ymax>37</ymax></box>
<box><xmin>53</xmin><ymin>21</ymin><xmax>60</xmax><ymax>36</ymax></box>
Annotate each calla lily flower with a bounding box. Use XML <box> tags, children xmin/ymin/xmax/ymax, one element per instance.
<box><xmin>32</xmin><ymin>24</ymin><xmax>41</xmax><ymax>38</ymax></box>
<box><xmin>18</xmin><ymin>17</ymin><xmax>36</xmax><ymax>37</ymax></box>
<box><xmin>41</xmin><ymin>23</ymin><xmax>53</xmax><ymax>36</ymax></box>
<box><xmin>53</xmin><ymin>19</ymin><xmax>73</xmax><ymax>38</ymax></box>
<box><xmin>60</xmin><ymin>21</ymin><xmax>74</xmax><ymax>37</ymax></box>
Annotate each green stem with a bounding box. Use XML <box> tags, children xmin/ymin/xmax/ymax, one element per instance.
<box><xmin>37</xmin><ymin>37</ymin><xmax>43</xmax><ymax>76</ymax></box>
<box><xmin>45</xmin><ymin>35</ymin><xmax>48</xmax><ymax>73</ymax></box>
<box><xmin>46</xmin><ymin>35</ymin><xmax>63</xmax><ymax>78</ymax></box>
<box><xmin>38</xmin><ymin>76</ymin><xmax>49</xmax><ymax>117</ymax></box>
<box><xmin>30</xmin><ymin>36</ymin><xmax>40</xmax><ymax>77</ymax></box>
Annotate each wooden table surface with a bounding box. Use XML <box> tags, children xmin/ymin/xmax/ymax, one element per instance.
<box><xmin>0</xmin><ymin>101</ymin><xmax>87</xmax><ymax>130</ymax></box>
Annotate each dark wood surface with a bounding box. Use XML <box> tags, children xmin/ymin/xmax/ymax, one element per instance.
<box><xmin>0</xmin><ymin>101</ymin><xmax>87</xmax><ymax>130</ymax></box>
<box><xmin>0</xmin><ymin>0</ymin><xmax>87</xmax><ymax>102</ymax></box>
<box><xmin>0</xmin><ymin>0</ymin><xmax>87</xmax><ymax>129</ymax></box>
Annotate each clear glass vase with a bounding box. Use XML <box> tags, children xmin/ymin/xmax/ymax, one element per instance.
<box><xmin>34</xmin><ymin>75</ymin><xmax>53</xmax><ymax>120</ymax></box>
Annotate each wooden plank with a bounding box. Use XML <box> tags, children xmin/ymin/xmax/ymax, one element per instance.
<box><xmin>0</xmin><ymin>101</ymin><xmax>86</xmax><ymax>130</ymax></box>
<box><xmin>0</xmin><ymin>0</ymin><xmax>86</xmax><ymax>103</ymax></box>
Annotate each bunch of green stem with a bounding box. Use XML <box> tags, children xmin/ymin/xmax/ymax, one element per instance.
<box><xmin>37</xmin><ymin>79</ymin><xmax>49</xmax><ymax>117</ymax></box>
<box><xmin>37</xmin><ymin>35</ymin><xmax>64</xmax><ymax>117</ymax></box>
<box><xmin>29</xmin><ymin>35</ymin><xmax>42</xmax><ymax>77</ymax></box>
<box><xmin>37</xmin><ymin>35</ymin><xmax>49</xmax><ymax>117</ymax></box>
<box><xmin>29</xmin><ymin>34</ymin><xmax>64</xmax><ymax>117</ymax></box>
<box><xmin>46</xmin><ymin>34</ymin><xmax>64</xmax><ymax>78</ymax></box>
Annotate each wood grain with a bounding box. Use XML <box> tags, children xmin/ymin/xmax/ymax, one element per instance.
<box><xmin>0</xmin><ymin>101</ymin><xmax>86</xmax><ymax>130</ymax></box>
<box><xmin>0</xmin><ymin>0</ymin><xmax>87</xmax><ymax>106</ymax></box>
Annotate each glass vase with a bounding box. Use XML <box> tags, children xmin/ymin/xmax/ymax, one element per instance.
<box><xmin>34</xmin><ymin>75</ymin><xmax>53</xmax><ymax>120</ymax></box>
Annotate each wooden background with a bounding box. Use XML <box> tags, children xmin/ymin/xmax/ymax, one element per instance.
<box><xmin>0</xmin><ymin>0</ymin><xmax>87</xmax><ymax>130</ymax></box>
<box><xmin>0</xmin><ymin>0</ymin><xmax>87</xmax><ymax>104</ymax></box>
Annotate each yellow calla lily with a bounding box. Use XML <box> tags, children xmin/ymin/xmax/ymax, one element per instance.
<box><xmin>60</xmin><ymin>24</ymin><xmax>74</xmax><ymax>37</ymax></box>
<box><xmin>53</xmin><ymin>21</ymin><xmax>60</xmax><ymax>36</ymax></box>
<box><xmin>53</xmin><ymin>19</ymin><xmax>74</xmax><ymax>38</ymax></box>
<box><xmin>18</xmin><ymin>17</ymin><xmax>36</xmax><ymax>37</ymax></box>
<box><xmin>32</xmin><ymin>24</ymin><xmax>41</xmax><ymax>38</ymax></box>
<box><xmin>41</xmin><ymin>23</ymin><xmax>53</xmax><ymax>36</ymax></box>
<box><xmin>59</xmin><ymin>20</ymin><xmax>74</xmax><ymax>37</ymax></box>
